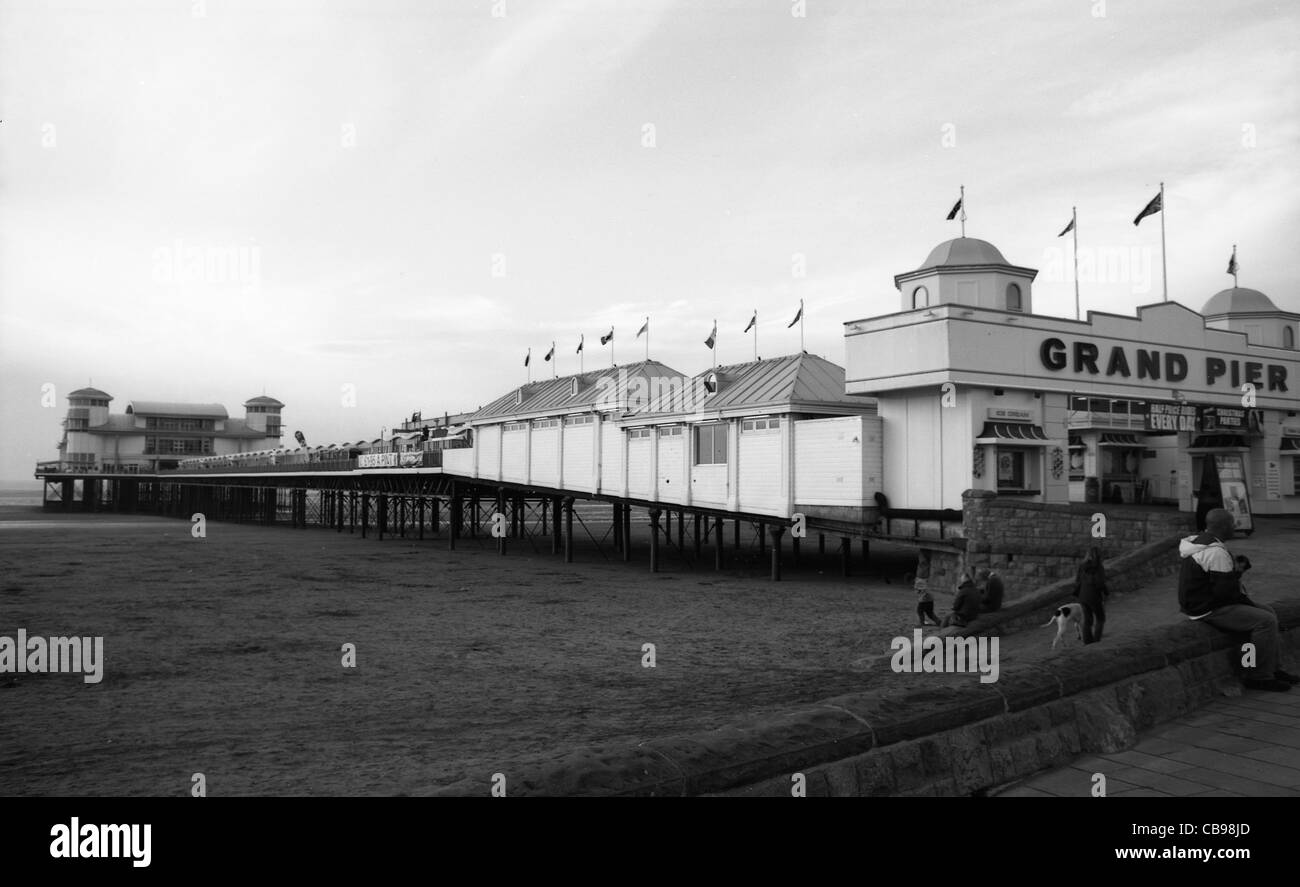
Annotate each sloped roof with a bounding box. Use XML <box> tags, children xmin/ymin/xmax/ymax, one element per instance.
<box><xmin>126</xmin><ymin>401</ymin><xmax>229</xmax><ymax>418</ymax></box>
<box><xmin>687</xmin><ymin>353</ymin><xmax>872</xmax><ymax>417</ymax></box>
<box><xmin>470</xmin><ymin>360</ymin><xmax>689</xmax><ymax>422</ymax></box>
<box><xmin>243</xmin><ymin>395</ymin><xmax>284</xmax><ymax>407</ymax></box>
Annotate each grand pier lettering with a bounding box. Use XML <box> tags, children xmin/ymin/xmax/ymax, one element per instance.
<box><xmin>1039</xmin><ymin>338</ymin><xmax>1288</xmax><ymax>392</ymax></box>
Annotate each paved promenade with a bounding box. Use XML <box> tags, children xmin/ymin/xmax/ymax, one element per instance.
<box><xmin>997</xmin><ymin>515</ymin><xmax>1300</xmax><ymax>797</ymax></box>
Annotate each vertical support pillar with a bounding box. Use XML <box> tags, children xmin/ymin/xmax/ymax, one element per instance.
<box><xmin>418</xmin><ymin>497</ymin><xmax>424</xmax><ymax>540</ymax></box>
<box><xmin>792</xmin><ymin>535</ymin><xmax>801</xmax><ymax>566</ymax></box>
<box><xmin>551</xmin><ymin>497</ymin><xmax>561</xmax><ymax>555</ymax></box>
<box><xmin>758</xmin><ymin>522</ymin><xmax>766</xmax><ymax>555</ymax></box>
<box><xmin>622</xmin><ymin>503</ymin><xmax>632</xmax><ymax>562</ymax></box>
<box><xmin>361</xmin><ymin>493</ymin><xmax>370</xmax><ymax>539</ymax></box>
<box><xmin>496</xmin><ymin>488</ymin><xmax>507</xmax><ymax>556</ymax></box>
<box><xmin>714</xmin><ymin>515</ymin><xmax>724</xmax><ymax>570</ymax></box>
<box><xmin>693</xmin><ymin>512</ymin><xmax>701</xmax><ymax>557</ymax></box>
<box><xmin>677</xmin><ymin>510</ymin><xmax>684</xmax><ymax>552</ymax></box>
<box><xmin>563</xmin><ymin>497</ymin><xmax>574</xmax><ymax>564</ymax></box>
<box><xmin>612</xmin><ymin>503</ymin><xmax>622</xmax><ymax>552</ymax></box>
<box><xmin>648</xmin><ymin>508</ymin><xmax>661</xmax><ymax>573</ymax></box>
<box><xmin>733</xmin><ymin>518</ymin><xmax>740</xmax><ymax>549</ymax></box>
<box><xmin>841</xmin><ymin>537</ymin><xmax>851</xmax><ymax>577</ymax></box>
<box><xmin>770</xmin><ymin>525</ymin><xmax>785</xmax><ymax>581</ymax></box>
<box><xmin>432</xmin><ymin>497</ymin><xmax>441</xmax><ymax>534</ymax></box>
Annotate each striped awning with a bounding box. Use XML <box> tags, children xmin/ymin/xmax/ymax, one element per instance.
<box><xmin>1099</xmin><ymin>432</ymin><xmax>1142</xmax><ymax>446</ymax></box>
<box><xmin>1281</xmin><ymin>437</ymin><xmax>1300</xmax><ymax>453</ymax></box>
<box><xmin>975</xmin><ymin>422</ymin><xmax>1051</xmax><ymax>446</ymax></box>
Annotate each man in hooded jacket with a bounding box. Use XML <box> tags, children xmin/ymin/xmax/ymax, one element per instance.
<box><xmin>1178</xmin><ymin>508</ymin><xmax>1298</xmax><ymax>692</ymax></box>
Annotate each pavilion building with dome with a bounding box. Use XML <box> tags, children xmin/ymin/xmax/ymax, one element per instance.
<box><xmin>55</xmin><ymin>387</ymin><xmax>285</xmax><ymax>473</ymax></box>
<box><xmin>843</xmin><ymin>237</ymin><xmax>1300</xmax><ymax>521</ymax></box>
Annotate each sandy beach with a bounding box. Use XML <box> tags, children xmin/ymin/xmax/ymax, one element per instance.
<box><xmin>0</xmin><ymin>503</ymin><xmax>923</xmax><ymax>796</ymax></box>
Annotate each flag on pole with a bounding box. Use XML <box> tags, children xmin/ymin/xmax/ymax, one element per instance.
<box><xmin>787</xmin><ymin>303</ymin><xmax>803</xmax><ymax>328</ymax></box>
<box><xmin>946</xmin><ymin>196</ymin><xmax>963</xmax><ymax>220</ymax></box>
<box><xmin>636</xmin><ymin>319</ymin><xmax>648</xmax><ymax>338</ymax></box>
<box><xmin>704</xmin><ymin>321</ymin><xmax>717</xmax><ymax>349</ymax></box>
<box><xmin>544</xmin><ymin>344</ymin><xmax>555</xmax><ymax>362</ymax></box>
<box><xmin>1133</xmin><ymin>192</ymin><xmax>1162</xmax><ymax>226</ymax></box>
<box><xmin>1226</xmin><ymin>250</ymin><xmax>1238</xmax><ymax>276</ymax></box>
<box><xmin>576</xmin><ymin>335</ymin><xmax>584</xmax><ymax>353</ymax></box>
<box><xmin>1057</xmin><ymin>216</ymin><xmax>1075</xmax><ymax>237</ymax></box>
<box><xmin>524</xmin><ymin>349</ymin><xmax>530</xmax><ymax>367</ymax></box>
<box><xmin>600</xmin><ymin>328</ymin><xmax>614</xmax><ymax>345</ymax></box>
<box><xmin>743</xmin><ymin>311</ymin><xmax>756</xmax><ymax>333</ymax></box>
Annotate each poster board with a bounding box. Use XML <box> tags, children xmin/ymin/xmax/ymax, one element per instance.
<box><xmin>1215</xmin><ymin>454</ymin><xmax>1253</xmax><ymax>532</ymax></box>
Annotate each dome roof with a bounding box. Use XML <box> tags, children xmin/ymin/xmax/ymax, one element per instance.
<box><xmin>68</xmin><ymin>387</ymin><xmax>112</xmax><ymax>400</ymax></box>
<box><xmin>919</xmin><ymin>237</ymin><xmax>1008</xmax><ymax>269</ymax></box>
<box><xmin>1201</xmin><ymin>287</ymin><xmax>1278</xmax><ymax>316</ymax></box>
<box><xmin>243</xmin><ymin>395</ymin><xmax>284</xmax><ymax>407</ymax></box>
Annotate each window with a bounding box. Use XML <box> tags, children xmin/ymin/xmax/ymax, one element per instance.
<box><xmin>659</xmin><ymin>426</ymin><xmax>682</xmax><ymax>437</ymax></box>
<box><xmin>564</xmin><ymin>415</ymin><xmax>593</xmax><ymax>426</ymax></box>
<box><xmin>1286</xmin><ymin>326</ymin><xmax>1296</xmax><ymax>350</ymax></box>
<box><xmin>695</xmin><ymin>423</ymin><xmax>728</xmax><ymax>465</ymax></box>
<box><xmin>742</xmin><ymin>418</ymin><xmax>781</xmax><ymax>431</ymax></box>
<box><xmin>533</xmin><ymin>419</ymin><xmax>558</xmax><ymax>429</ymax></box>
<box><xmin>996</xmin><ymin>448</ymin><xmax>1027</xmax><ymax>489</ymax></box>
<box><xmin>912</xmin><ymin>286</ymin><xmax>929</xmax><ymax>309</ymax></box>
<box><xmin>1006</xmin><ymin>283</ymin><xmax>1023</xmax><ymax>312</ymax></box>
<box><xmin>502</xmin><ymin>422</ymin><xmax>527</xmax><ymax>433</ymax></box>
<box><xmin>627</xmin><ymin>428</ymin><xmax>651</xmax><ymax>440</ymax></box>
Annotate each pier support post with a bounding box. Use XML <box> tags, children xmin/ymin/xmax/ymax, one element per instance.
<box><xmin>758</xmin><ymin>521</ymin><xmax>766</xmax><ymax>555</ymax></box>
<box><xmin>693</xmin><ymin>511</ymin><xmax>701</xmax><ymax>557</ymax></box>
<box><xmin>563</xmin><ymin>497</ymin><xmax>574</xmax><ymax>564</ymax></box>
<box><xmin>418</xmin><ymin>497</ymin><xmax>424</xmax><ymax>540</ymax></box>
<box><xmin>496</xmin><ymin>488</ymin><xmax>507</xmax><ymax>556</ymax></box>
<box><xmin>551</xmin><ymin>497</ymin><xmax>561</xmax><ymax>555</ymax></box>
<box><xmin>622</xmin><ymin>503</ymin><xmax>632</xmax><ymax>562</ymax></box>
<box><xmin>715</xmin><ymin>515</ymin><xmax>724</xmax><ymax>570</ymax></box>
<box><xmin>841</xmin><ymin>537</ymin><xmax>850</xmax><ymax>577</ymax></box>
<box><xmin>612</xmin><ymin>503</ymin><xmax>622</xmax><ymax>552</ymax></box>
<box><xmin>361</xmin><ymin>493</ymin><xmax>370</xmax><ymax>538</ymax></box>
<box><xmin>770</xmin><ymin>525</ymin><xmax>785</xmax><ymax>581</ymax></box>
<box><xmin>648</xmin><ymin>508</ymin><xmax>661</xmax><ymax>573</ymax></box>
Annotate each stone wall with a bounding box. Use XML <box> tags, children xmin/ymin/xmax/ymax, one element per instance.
<box><xmin>425</xmin><ymin>601</ymin><xmax>1299</xmax><ymax>796</ymax></box>
<box><xmin>939</xmin><ymin>489</ymin><xmax>1194</xmax><ymax>595</ymax></box>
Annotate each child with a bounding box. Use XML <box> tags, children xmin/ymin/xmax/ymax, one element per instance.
<box><xmin>914</xmin><ymin>551</ymin><xmax>940</xmax><ymax>627</ymax></box>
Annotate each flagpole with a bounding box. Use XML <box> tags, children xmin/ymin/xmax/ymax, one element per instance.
<box><xmin>611</xmin><ymin>328</ymin><xmax>615</xmax><ymax>368</ymax></box>
<box><xmin>579</xmin><ymin>335</ymin><xmax>584</xmax><ymax>374</ymax></box>
<box><xmin>959</xmin><ymin>185</ymin><xmax>966</xmax><ymax>238</ymax></box>
<box><xmin>713</xmin><ymin>318</ymin><xmax>717</xmax><ymax>368</ymax></box>
<box><xmin>800</xmin><ymin>299</ymin><xmax>805</xmax><ymax>353</ymax></box>
<box><xmin>644</xmin><ymin>316</ymin><xmax>649</xmax><ymax>363</ymax></box>
<box><xmin>1232</xmin><ymin>244</ymin><xmax>1238</xmax><ymax>289</ymax></box>
<box><xmin>753</xmin><ymin>310</ymin><xmax>758</xmax><ymax>361</ymax></box>
<box><xmin>1072</xmin><ymin>206</ymin><xmax>1080</xmax><ymax>321</ymax></box>
<box><xmin>552</xmin><ymin>341</ymin><xmax>556</xmax><ymax>379</ymax></box>
<box><xmin>526</xmin><ymin>348</ymin><xmax>531</xmax><ymax>383</ymax></box>
<box><xmin>1159</xmin><ymin>181</ymin><xmax>1167</xmax><ymax>302</ymax></box>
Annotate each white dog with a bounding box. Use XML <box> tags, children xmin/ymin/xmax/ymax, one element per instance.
<box><xmin>1043</xmin><ymin>603</ymin><xmax>1086</xmax><ymax>651</ymax></box>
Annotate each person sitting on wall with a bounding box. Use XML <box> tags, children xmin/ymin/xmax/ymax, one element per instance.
<box><xmin>1073</xmin><ymin>546</ymin><xmax>1108</xmax><ymax>644</ymax></box>
<box><xmin>977</xmin><ymin>568</ymin><xmax>1004</xmax><ymax>613</ymax></box>
<box><xmin>1178</xmin><ymin>508</ymin><xmax>1299</xmax><ymax>692</ymax></box>
<box><xmin>941</xmin><ymin>573</ymin><xmax>981</xmax><ymax>629</ymax></box>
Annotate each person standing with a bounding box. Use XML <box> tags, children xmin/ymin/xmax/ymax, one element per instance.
<box><xmin>1073</xmin><ymin>546</ymin><xmax>1108</xmax><ymax>644</ymax></box>
<box><xmin>914</xmin><ymin>551</ymin><xmax>940</xmax><ymax>627</ymax></box>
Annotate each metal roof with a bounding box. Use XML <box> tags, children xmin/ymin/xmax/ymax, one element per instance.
<box><xmin>470</xmin><ymin>360</ymin><xmax>689</xmax><ymax>423</ymax></box>
<box><xmin>126</xmin><ymin>401</ymin><xmax>230</xmax><ymax>418</ymax></box>
<box><xmin>692</xmin><ymin>353</ymin><xmax>869</xmax><ymax>415</ymax></box>
<box><xmin>243</xmin><ymin>395</ymin><xmax>284</xmax><ymax>407</ymax></box>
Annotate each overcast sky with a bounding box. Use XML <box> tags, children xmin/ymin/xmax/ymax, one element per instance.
<box><xmin>2</xmin><ymin>0</ymin><xmax>1297</xmax><ymax>483</ymax></box>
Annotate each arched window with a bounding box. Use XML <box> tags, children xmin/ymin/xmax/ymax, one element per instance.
<box><xmin>912</xmin><ymin>286</ymin><xmax>929</xmax><ymax>309</ymax></box>
<box><xmin>1007</xmin><ymin>283</ymin><xmax>1023</xmax><ymax>312</ymax></box>
<box><xmin>1286</xmin><ymin>325</ymin><xmax>1296</xmax><ymax>349</ymax></box>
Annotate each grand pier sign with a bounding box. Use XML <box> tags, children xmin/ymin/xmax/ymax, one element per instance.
<box><xmin>1039</xmin><ymin>338</ymin><xmax>1289</xmax><ymax>392</ymax></box>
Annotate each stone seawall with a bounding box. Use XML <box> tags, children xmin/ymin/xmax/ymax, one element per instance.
<box><xmin>920</xmin><ymin>491</ymin><xmax>1193</xmax><ymax>594</ymax></box>
<box><xmin>425</xmin><ymin>602</ymin><xmax>1298</xmax><ymax>797</ymax></box>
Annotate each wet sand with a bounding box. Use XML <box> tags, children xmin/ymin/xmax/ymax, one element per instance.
<box><xmin>0</xmin><ymin>504</ymin><xmax>921</xmax><ymax>796</ymax></box>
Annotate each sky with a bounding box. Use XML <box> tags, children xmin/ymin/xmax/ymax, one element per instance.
<box><xmin>2</xmin><ymin>0</ymin><xmax>1297</xmax><ymax>483</ymax></box>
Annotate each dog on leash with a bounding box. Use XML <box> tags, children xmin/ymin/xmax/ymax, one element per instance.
<box><xmin>1043</xmin><ymin>603</ymin><xmax>1086</xmax><ymax>651</ymax></box>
